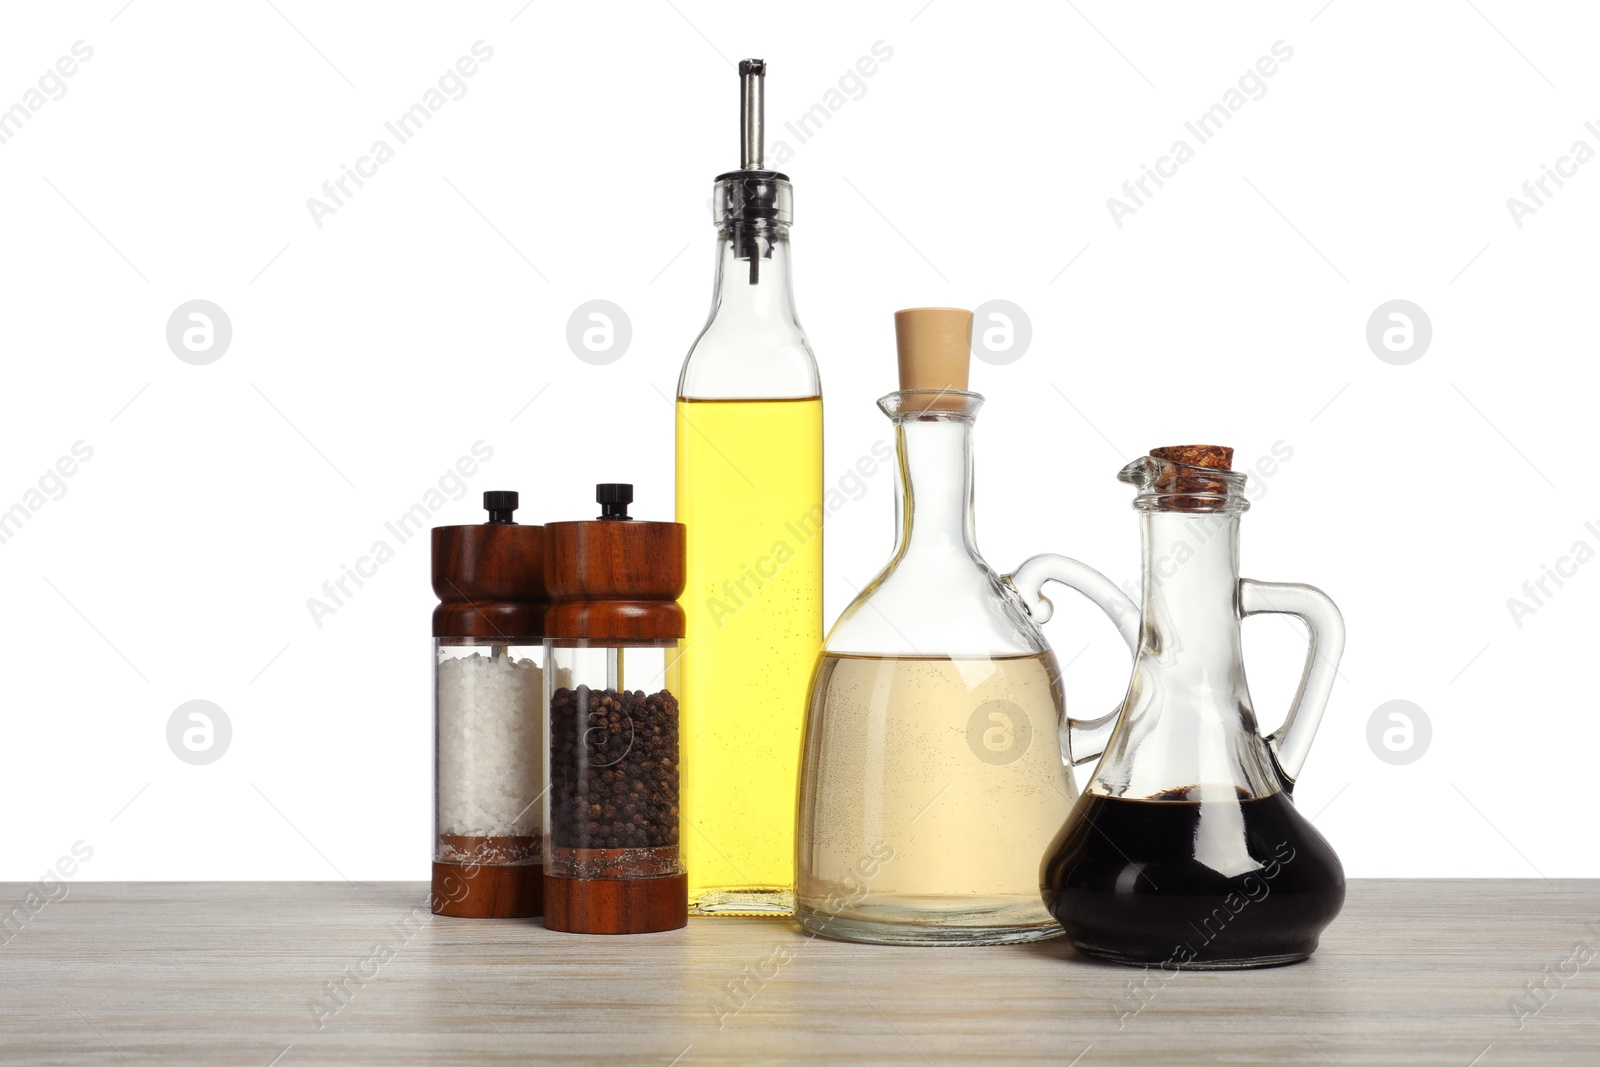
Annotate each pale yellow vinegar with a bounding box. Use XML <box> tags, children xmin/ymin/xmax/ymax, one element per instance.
<box><xmin>674</xmin><ymin>397</ymin><xmax>823</xmax><ymax>915</ymax></box>
<box><xmin>795</xmin><ymin>652</ymin><xmax>1072</xmax><ymax>943</ymax></box>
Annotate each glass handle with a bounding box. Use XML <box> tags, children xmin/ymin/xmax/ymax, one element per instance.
<box><xmin>1007</xmin><ymin>554</ymin><xmax>1140</xmax><ymax>767</ymax></box>
<box><xmin>1239</xmin><ymin>579</ymin><xmax>1346</xmax><ymax>785</ymax></box>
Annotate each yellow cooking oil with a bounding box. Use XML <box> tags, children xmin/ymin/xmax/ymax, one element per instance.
<box><xmin>673</xmin><ymin>396</ymin><xmax>823</xmax><ymax>915</ymax></box>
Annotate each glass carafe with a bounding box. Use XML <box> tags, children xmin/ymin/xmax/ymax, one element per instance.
<box><xmin>795</xmin><ymin>390</ymin><xmax>1137</xmax><ymax>946</ymax></box>
<box><xmin>1041</xmin><ymin>447</ymin><xmax>1346</xmax><ymax>968</ymax></box>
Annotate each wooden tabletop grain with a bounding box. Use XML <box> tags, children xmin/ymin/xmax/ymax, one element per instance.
<box><xmin>0</xmin><ymin>880</ymin><xmax>1595</xmax><ymax>1065</ymax></box>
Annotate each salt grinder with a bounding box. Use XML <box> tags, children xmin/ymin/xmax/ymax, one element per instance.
<box><xmin>431</xmin><ymin>490</ymin><xmax>548</xmax><ymax>918</ymax></box>
<box><xmin>543</xmin><ymin>484</ymin><xmax>688</xmax><ymax>934</ymax></box>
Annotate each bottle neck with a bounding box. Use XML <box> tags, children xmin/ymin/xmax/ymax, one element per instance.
<box><xmin>709</xmin><ymin>222</ymin><xmax>798</xmax><ymax>323</ymax></box>
<box><xmin>1139</xmin><ymin>510</ymin><xmax>1244</xmax><ymax>675</ymax></box>
<box><xmin>893</xmin><ymin>415</ymin><xmax>978</xmax><ymax>562</ymax></box>
<box><xmin>1086</xmin><ymin>506</ymin><xmax>1293</xmax><ymax>802</ymax></box>
<box><xmin>1086</xmin><ymin>508</ymin><xmax>1281</xmax><ymax>802</ymax></box>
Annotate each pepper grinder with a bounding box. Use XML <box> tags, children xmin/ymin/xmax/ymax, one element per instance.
<box><xmin>431</xmin><ymin>490</ymin><xmax>548</xmax><ymax>918</ymax></box>
<box><xmin>543</xmin><ymin>484</ymin><xmax>688</xmax><ymax>934</ymax></box>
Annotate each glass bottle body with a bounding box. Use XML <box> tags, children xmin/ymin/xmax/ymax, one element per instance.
<box><xmin>675</xmin><ymin>214</ymin><xmax>821</xmax><ymax>916</ymax></box>
<box><xmin>799</xmin><ymin>648</ymin><xmax>1073</xmax><ymax>944</ymax></box>
<box><xmin>1041</xmin><ymin>456</ymin><xmax>1347</xmax><ymax>968</ymax></box>
<box><xmin>796</xmin><ymin>393</ymin><xmax>1135</xmax><ymax>945</ymax></box>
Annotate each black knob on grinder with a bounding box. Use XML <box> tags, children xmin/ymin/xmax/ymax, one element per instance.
<box><xmin>597</xmin><ymin>483</ymin><xmax>633</xmax><ymax>521</ymax></box>
<box><xmin>483</xmin><ymin>491</ymin><xmax>519</xmax><ymax>524</ymax></box>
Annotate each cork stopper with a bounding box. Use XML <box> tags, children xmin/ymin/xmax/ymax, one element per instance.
<box><xmin>1150</xmin><ymin>445</ymin><xmax>1235</xmax><ymax>509</ymax></box>
<box><xmin>1151</xmin><ymin>445</ymin><xmax>1234</xmax><ymax>471</ymax></box>
<box><xmin>894</xmin><ymin>308</ymin><xmax>972</xmax><ymax>411</ymax></box>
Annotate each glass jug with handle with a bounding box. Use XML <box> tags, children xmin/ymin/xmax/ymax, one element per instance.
<box><xmin>795</xmin><ymin>309</ymin><xmax>1140</xmax><ymax>946</ymax></box>
<box><xmin>1040</xmin><ymin>445</ymin><xmax>1347</xmax><ymax>968</ymax></box>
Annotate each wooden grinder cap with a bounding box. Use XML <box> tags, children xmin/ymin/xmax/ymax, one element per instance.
<box><xmin>895</xmin><ymin>308</ymin><xmax>973</xmax><ymax>412</ymax></box>
<box><xmin>544</xmin><ymin>483</ymin><xmax>686</xmax><ymax>643</ymax></box>
<box><xmin>432</xmin><ymin>491</ymin><xmax>548</xmax><ymax>639</ymax></box>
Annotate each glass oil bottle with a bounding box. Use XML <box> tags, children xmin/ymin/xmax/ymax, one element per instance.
<box><xmin>675</xmin><ymin>60</ymin><xmax>822</xmax><ymax>915</ymax></box>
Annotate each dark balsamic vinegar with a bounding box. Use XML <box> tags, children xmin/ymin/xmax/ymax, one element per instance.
<box><xmin>1040</xmin><ymin>791</ymin><xmax>1344</xmax><ymax>968</ymax></box>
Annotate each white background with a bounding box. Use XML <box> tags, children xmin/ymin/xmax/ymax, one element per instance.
<box><xmin>1</xmin><ymin>0</ymin><xmax>1592</xmax><ymax>881</ymax></box>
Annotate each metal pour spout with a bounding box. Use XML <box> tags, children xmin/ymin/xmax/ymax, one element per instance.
<box><xmin>739</xmin><ymin>59</ymin><xmax>765</xmax><ymax>170</ymax></box>
<box><xmin>714</xmin><ymin>59</ymin><xmax>791</xmax><ymax>286</ymax></box>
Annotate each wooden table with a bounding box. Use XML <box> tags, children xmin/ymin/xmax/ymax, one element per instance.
<box><xmin>1</xmin><ymin>881</ymin><xmax>1595</xmax><ymax>1064</ymax></box>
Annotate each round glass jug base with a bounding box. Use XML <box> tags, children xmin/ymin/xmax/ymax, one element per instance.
<box><xmin>1070</xmin><ymin>941</ymin><xmax>1315</xmax><ymax>970</ymax></box>
<box><xmin>794</xmin><ymin>907</ymin><xmax>1063</xmax><ymax>947</ymax></box>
